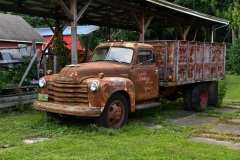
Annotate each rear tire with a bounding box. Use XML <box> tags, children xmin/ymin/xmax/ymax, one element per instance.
<box><xmin>183</xmin><ymin>85</ymin><xmax>193</xmax><ymax>111</ymax></box>
<box><xmin>100</xmin><ymin>93</ymin><xmax>129</xmax><ymax>129</ymax></box>
<box><xmin>208</xmin><ymin>82</ymin><xmax>218</xmax><ymax>106</ymax></box>
<box><xmin>192</xmin><ymin>83</ymin><xmax>209</xmax><ymax>111</ymax></box>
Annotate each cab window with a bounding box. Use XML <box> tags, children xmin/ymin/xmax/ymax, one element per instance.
<box><xmin>137</xmin><ymin>50</ymin><xmax>154</xmax><ymax>65</ymax></box>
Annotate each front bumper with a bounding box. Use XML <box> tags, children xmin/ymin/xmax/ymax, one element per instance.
<box><xmin>34</xmin><ymin>100</ymin><xmax>102</xmax><ymax>117</ymax></box>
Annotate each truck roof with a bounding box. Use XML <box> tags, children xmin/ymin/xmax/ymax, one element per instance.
<box><xmin>96</xmin><ymin>41</ymin><xmax>154</xmax><ymax>50</ymax></box>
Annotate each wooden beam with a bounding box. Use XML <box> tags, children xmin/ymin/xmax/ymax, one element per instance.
<box><xmin>131</xmin><ymin>11</ymin><xmax>142</xmax><ymax>32</ymax></box>
<box><xmin>44</xmin><ymin>18</ymin><xmax>55</xmax><ymax>33</ymax></box>
<box><xmin>62</xmin><ymin>21</ymin><xmax>70</xmax><ymax>31</ymax></box>
<box><xmin>77</xmin><ymin>0</ymin><xmax>92</xmax><ymax>21</ymax></box>
<box><xmin>144</xmin><ymin>16</ymin><xmax>154</xmax><ymax>32</ymax></box>
<box><xmin>59</xmin><ymin>0</ymin><xmax>73</xmax><ymax>21</ymax></box>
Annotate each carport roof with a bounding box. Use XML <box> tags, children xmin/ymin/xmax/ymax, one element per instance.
<box><xmin>35</xmin><ymin>25</ymin><xmax>100</xmax><ymax>36</ymax></box>
<box><xmin>0</xmin><ymin>0</ymin><xmax>229</xmax><ymax>31</ymax></box>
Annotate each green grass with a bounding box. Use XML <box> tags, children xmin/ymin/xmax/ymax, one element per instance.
<box><xmin>0</xmin><ymin>75</ymin><xmax>240</xmax><ymax>159</ymax></box>
<box><xmin>0</xmin><ymin>106</ymin><xmax>240</xmax><ymax>160</ymax></box>
<box><xmin>224</xmin><ymin>75</ymin><xmax>240</xmax><ymax>99</ymax></box>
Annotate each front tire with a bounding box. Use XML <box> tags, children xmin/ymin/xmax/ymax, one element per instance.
<box><xmin>192</xmin><ymin>83</ymin><xmax>209</xmax><ymax>111</ymax></box>
<box><xmin>100</xmin><ymin>93</ymin><xmax>129</xmax><ymax>129</ymax></box>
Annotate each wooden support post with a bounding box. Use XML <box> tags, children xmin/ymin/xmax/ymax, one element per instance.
<box><xmin>140</xmin><ymin>14</ymin><xmax>145</xmax><ymax>42</ymax></box>
<box><xmin>70</xmin><ymin>0</ymin><xmax>78</xmax><ymax>64</ymax></box>
<box><xmin>43</xmin><ymin>54</ymin><xmax>47</xmax><ymax>76</ymax></box>
<box><xmin>232</xmin><ymin>27</ymin><xmax>235</xmax><ymax>44</ymax></box>
<box><xmin>53</xmin><ymin>54</ymin><xmax>57</xmax><ymax>74</ymax></box>
<box><xmin>211</xmin><ymin>27</ymin><xmax>214</xmax><ymax>43</ymax></box>
<box><xmin>205</xmin><ymin>26</ymin><xmax>212</xmax><ymax>42</ymax></box>
<box><xmin>176</xmin><ymin>24</ymin><xmax>191</xmax><ymax>40</ymax></box>
<box><xmin>193</xmin><ymin>28</ymin><xmax>198</xmax><ymax>41</ymax></box>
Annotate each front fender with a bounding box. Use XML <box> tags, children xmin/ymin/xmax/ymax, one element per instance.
<box><xmin>84</xmin><ymin>77</ymin><xmax>135</xmax><ymax>112</ymax></box>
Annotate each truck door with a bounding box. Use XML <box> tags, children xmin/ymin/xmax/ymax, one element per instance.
<box><xmin>133</xmin><ymin>50</ymin><xmax>159</xmax><ymax>101</ymax></box>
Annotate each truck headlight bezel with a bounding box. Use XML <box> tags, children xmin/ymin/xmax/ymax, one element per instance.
<box><xmin>89</xmin><ymin>81</ymin><xmax>99</xmax><ymax>93</ymax></box>
<box><xmin>39</xmin><ymin>78</ymin><xmax>46</xmax><ymax>87</ymax></box>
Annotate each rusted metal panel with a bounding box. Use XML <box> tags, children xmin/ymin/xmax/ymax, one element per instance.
<box><xmin>85</xmin><ymin>77</ymin><xmax>136</xmax><ymax>112</ymax></box>
<box><xmin>133</xmin><ymin>66</ymin><xmax>159</xmax><ymax>101</ymax></box>
<box><xmin>146</xmin><ymin>40</ymin><xmax>226</xmax><ymax>86</ymax></box>
<box><xmin>34</xmin><ymin>100</ymin><xmax>101</xmax><ymax>117</ymax></box>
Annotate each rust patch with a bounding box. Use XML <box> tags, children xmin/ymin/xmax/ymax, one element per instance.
<box><xmin>146</xmin><ymin>40</ymin><xmax>225</xmax><ymax>86</ymax></box>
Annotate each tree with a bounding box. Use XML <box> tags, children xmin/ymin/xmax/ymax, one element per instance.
<box><xmin>170</xmin><ymin>0</ymin><xmax>214</xmax><ymax>15</ymax></box>
<box><xmin>226</xmin><ymin>39</ymin><xmax>240</xmax><ymax>74</ymax></box>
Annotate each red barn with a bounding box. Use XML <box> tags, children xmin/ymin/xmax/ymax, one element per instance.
<box><xmin>35</xmin><ymin>25</ymin><xmax>99</xmax><ymax>51</ymax></box>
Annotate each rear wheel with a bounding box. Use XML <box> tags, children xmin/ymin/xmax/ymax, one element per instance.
<box><xmin>208</xmin><ymin>82</ymin><xmax>218</xmax><ymax>106</ymax></box>
<box><xmin>100</xmin><ymin>93</ymin><xmax>128</xmax><ymax>129</ymax></box>
<box><xmin>192</xmin><ymin>83</ymin><xmax>209</xmax><ymax>111</ymax></box>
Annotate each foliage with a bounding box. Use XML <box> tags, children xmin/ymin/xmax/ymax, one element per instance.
<box><xmin>0</xmin><ymin>56</ymin><xmax>38</xmax><ymax>95</ymax></box>
<box><xmin>231</xmin><ymin>2</ymin><xmax>240</xmax><ymax>30</ymax></box>
<box><xmin>112</xmin><ymin>29</ymin><xmax>139</xmax><ymax>41</ymax></box>
<box><xmin>200</xmin><ymin>0</ymin><xmax>232</xmax><ymax>18</ymax></box>
<box><xmin>20</xmin><ymin>15</ymin><xmax>54</xmax><ymax>28</ymax></box>
<box><xmin>218</xmin><ymin>80</ymin><xmax>228</xmax><ymax>106</ymax></box>
<box><xmin>51</xmin><ymin>37</ymin><xmax>71</xmax><ymax>70</ymax></box>
<box><xmin>0</xmin><ymin>71</ymin><xmax>7</xmax><ymax>92</ymax></box>
<box><xmin>6</xmin><ymin>56</ymin><xmax>38</xmax><ymax>84</ymax></box>
<box><xmin>170</xmin><ymin>0</ymin><xmax>214</xmax><ymax>15</ymax></box>
<box><xmin>226</xmin><ymin>40</ymin><xmax>240</xmax><ymax>75</ymax></box>
<box><xmin>80</xmin><ymin>30</ymin><xmax>106</xmax><ymax>51</ymax></box>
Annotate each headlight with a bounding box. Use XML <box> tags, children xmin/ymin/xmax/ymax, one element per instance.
<box><xmin>89</xmin><ymin>81</ymin><xmax>98</xmax><ymax>93</ymax></box>
<box><xmin>39</xmin><ymin>78</ymin><xmax>46</xmax><ymax>87</ymax></box>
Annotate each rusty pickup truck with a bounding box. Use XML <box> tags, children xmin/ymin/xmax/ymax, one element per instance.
<box><xmin>34</xmin><ymin>40</ymin><xmax>225</xmax><ymax>128</ymax></box>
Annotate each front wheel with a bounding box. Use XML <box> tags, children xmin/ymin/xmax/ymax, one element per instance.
<box><xmin>100</xmin><ymin>93</ymin><xmax>129</xmax><ymax>129</ymax></box>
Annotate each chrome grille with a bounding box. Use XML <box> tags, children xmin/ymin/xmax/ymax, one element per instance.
<box><xmin>47</xmin><ymin>82</ymin><xmax>88</xmax><ymax>103</ymax></box>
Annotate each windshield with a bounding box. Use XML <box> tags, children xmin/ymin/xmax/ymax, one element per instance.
<box><xmin>91</xmin><ymin>46</ymin><xmax>133</xmax><ymax>64</ymax></box>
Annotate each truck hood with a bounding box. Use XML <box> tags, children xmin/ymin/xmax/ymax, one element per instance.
<box><xmin>55</xmin><ymin>62</ymin><xmax>132</xmax><ymax>83</ymax></box>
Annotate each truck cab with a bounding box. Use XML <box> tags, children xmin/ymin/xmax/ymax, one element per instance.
<box><xmin>34</xmin><ymin>41</ymin><xmax>160</xmax><ymax>128</ymax></box>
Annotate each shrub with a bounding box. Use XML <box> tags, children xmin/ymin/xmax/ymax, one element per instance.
<box><xmin>226</xmin><ymin>40</ymin><xmax>240</xmax><ymax>75</ymax></box>
<box><xmin>218</xmin><ymin>79</ymin><xmax>228</xmax><ymax>106</ymax></box>
<box><xmin>0</xmin><ymin>71</ymin><xmax>7</xmax><ymax>93</ymax></box>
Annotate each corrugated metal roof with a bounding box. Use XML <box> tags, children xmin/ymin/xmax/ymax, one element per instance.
<box><xmin>0</xmin><ymin>1</ymin><xmax>229</xmax><ymax>32</ymax></box>
<box><xmin>146</xmin><ymin>0</ymin><xmax>229</xmax><ymax>25</ymax></box>
<box><xmin>0</xmin><ymin>13</ymin><xmax>46</xmax><ymax>44</ymax></box>
<box><xmin>35</xmin><ymin>25</ymin><xmax>99</xmax><ymax>36</ymax></box>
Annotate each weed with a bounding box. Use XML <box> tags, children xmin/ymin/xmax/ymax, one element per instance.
<box><xmin>218</xmin><ymin>79</ymin><xmax>228</xmax><ymax>106</ymax></box>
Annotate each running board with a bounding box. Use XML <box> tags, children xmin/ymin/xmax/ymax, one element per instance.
<box><xmin>135</xmin><ymin>102</ymin><xmax>161</xmax><ymax>110</ymax></box>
